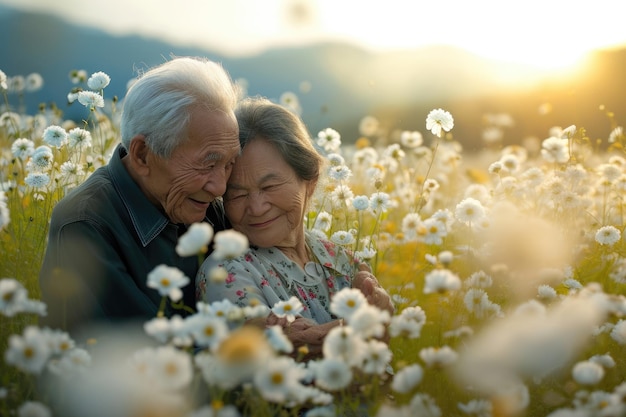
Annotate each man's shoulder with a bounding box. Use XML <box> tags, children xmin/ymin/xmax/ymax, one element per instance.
<box><xmin>52</xmin><ymin>167</ymin><xmax>119</xmax><ymax>219</ymax></box>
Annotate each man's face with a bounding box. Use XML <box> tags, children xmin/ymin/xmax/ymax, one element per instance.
<box><xmin>144</xmin><ymin>107</ymin><xmax>240</xmax><ymax>224</ymax></box>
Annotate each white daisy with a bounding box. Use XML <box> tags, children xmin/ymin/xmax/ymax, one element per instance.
<box><xmin>59</xmin><ymin>161</ymin><xmax>84</xmax><ymax>181</ymax></box>
<box><xmin>265</xmin><ymin>325</ymin><xmax>294</xmax><ymax>354</ymax></box>
<box><xmin>359</xmin><ymin>115</ymin><xmax>379</xmax><ymax>136</ymax></box>
<box><xmin>589</xmin><ymin>353</ymin><xmax>615</xmax><ymax>368</ymax></box>
<box><xmin>330</xmin><ymin>230</ymin><xmax>354</xmax><ymax>246</ymax></box>
<box><xmin>77</xmin><ymin>90</ymin><xmax>105</xmax><ymax>108</ymax></box>
<box><xmin>423</xmin><ymin>269</ymin><xmax>461</xmax><ymax>294</ymax></box>
<box><xmin>322</xmin><ymin>326</ymin><xmax>365</xmax><ymax>366</ymax></box>
<box><xmin>328</xmin><ymin>164</ymin><xmax>352</xmax><ymax>181</ymax></box>
<box><xmin>254</xmin><ymin>356</ymin><xmax>305</xmax><ymax>403</ymax></box>
<box><xmin>355</xmin><ymin>246</ymin><xmax>377</xmax><ymax>260</ymax></box>
<box><xmin>400</xmin><ymin>130</ymin><xmax>423</xmax><ymax>148</ymax></box>
<box><xmin>67</xmin><ymin>127</ymin><xmax>92</xmax><ymax>149</ymax></box>
<box><xmin>186</xmin><ymin>314</ymin><xmax>229</xmax><ymax>349</ymax></box>
<box><xmin>42</xmin><ymin>125</ymin><xmax>68</xmax><ymax>148</ymax></box>
<box><xmin>279</xmin><ymin>91</ymin><xmax>301</xmax><ymax>114</ymax></box>
<box><xmin>421</xmin><ymin>218</ymin><xmax>447</xmax><ymax>245</ymax></box>
<box><xmin>154</xmin><ymin>345</ymin><xmax>194</xmax><ymax>390</ymax></box>
<box><xmin>455</xmin><ymin>198</ymin><xmax>486</xmax><ymax>225</ymax></box>
<box><xmin>143</xmin><ymin>315</ymin><xmax>192</xmax><ymax>346</ymax></box>
<box><xmin>5</xmin><ymin>326</ymin><xmax>51</xmax><ymax>374</ymax></box>
<box><xmin>24</xmin><ymin>172</ymin><xmax>50</xmax><ymax>189</ymax></box>
<box><xmin>87</xmin><ymin>71</ymin><xmax>111</xmax><ymax>90</ymax></box>
<box><xmin>29</xmin><ymin>146</ymin><xmax>53</xmax><ymax>172</ymax></box>
<box><xmin>347</xmin><ymin>304</ymin><xmax>390</xmax><ymax>339</ymax></box>
<box><xmin>352</xmin><ymin>195</ymin><xmax>370</xmax><ymax>211</ymax></box>
<box><xmin>383</xmin><ymin>143</ymin><xmax>406</xmax><ymax>161</ymax></box>
<box><xmin>537</xmin><ymin>284</ymin><xmax>557</xmax><ymax>300</ymax></box>
<box><xmin>313</xmin><ymin>211</ymin><xmax>332</xmax><ymax>232</ymax></box>
<box><xmin>316</xmin><ymin>128</ymin><xmax>341</xmax><ymax>152</ymax></box>
<box><xmin>11</xmin><ymin>138</ymin><xmax>34</xmax><ymax>160</ymax></box>
<box><xmin>48</xmin><ymin>348</ymin><xmax>92</xmax><ymax>378</ymax></box>
<box><xmin>326</xmin><ymin>153</ymin><xmax>345</xmax><ymax>166</ymax></box>
<box><xmin>176</xmin><ymin>222</ymin><xmax>214</xmax><ymax>257</ymax></box>
<box><xmin>465</xmin><ymin>271</ymin><xmax>493</xmax><ymax>288</ymax></box>
<box><xmin>370</xmin><ymin>191</ymin><xmax>391</xmax><ymax>212</ymax></box>
<box><xmin>457</xmin><ymin>399</ymin><xmax>492</xmax><ymax>417</ymax></box>
<box><xmin>463</xmin><ymin>289</ymin><xmax>493</xmax><ymax>318</ymax></box>
<box><xmin>595</xmin><ymin>225</ymin><xmax>621</xmax><ymax>246</ymax></box>
<box><xmin>0</xmin><ymin>278</ymin><xmax>29</xmax><ymax>317</ymax></box>
<box><xmin>419</xmin><ymin>346</ymin><xmax>458</xmax><ymax>368</ymax></box>
<box><xmin>329</xmin><ymin>288</ymin><xmax>366</xmax><ymax>319</ymax></box>
<box><xmin>211</xmin><ymin>229</ymin><xmax>249</xmax><ymax>260</ymax></box>
<box><xmin>425</xmin><ymin>108</ymin><xmax>454</xmax><ymax>137</ymax></box>
<box><xmin>572</xmin><ymin>360</ymin><xmax>604</xmax><ymax>385</ymax></box>
<box><xmin>610</xmin><ymin>319</ymin><xmax>626</xmax><ymax>345</ymax></box>
<box><xmin>17</xmin><ymin>401</ymin><xmax>52</xmax><ymax>417</ymax></box>
<box><xmin>272</xmin><ymin>297</ymin><xmax>303</xmax><ymax>323</ymax></box>
<box><xmin>391</xmin><ymin>364</ymin><xmax>423</xmax><ymax>394</ymax></box>
<box><xmin>329</xmin><ymin>184</ymin><xmax>354</xmax><ymax>207</ymax></box>
<box><xmin>409</xmin><ymin>393</ymin><xmax>442</xmax><ymax>417</ymax></box>
<box><xmin>361</xmin><ymin>339</ymin><xmax>392</xmax><ymax>375</ymax></box>
<box><xmin>400</xmin><ymin>305</ymin><xmax>427</xmax><ymax>323</ymax></box>
<box><xmin>310</xmin><ymin>358</ymin><xmax>352</xmax><ymax>391</ymax></box>
<box><xmin>541</xmin><ymin>136</ymin><xmax>569</xmax><ymax>164</ymax></box>
<box><xmin>146</xmin><ymin>265</ymin><xmax>189</xmax><ymax>302</ymax></box>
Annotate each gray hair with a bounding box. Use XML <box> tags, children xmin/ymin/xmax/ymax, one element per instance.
<box><xmin>235</xmin><ymin>97</ymin><xmax>323</xmax><ymax>182</ymax></box>
<box><xmin>120</xmin><ymin>57</ymin><xmax>239</xmax><ymax>158</ymax></box>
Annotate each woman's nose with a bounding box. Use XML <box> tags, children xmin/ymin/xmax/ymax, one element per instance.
<box><xmin>246</xmin><ymin>191</ymin><xmax>269</xmax><ymax>215</ymax></box>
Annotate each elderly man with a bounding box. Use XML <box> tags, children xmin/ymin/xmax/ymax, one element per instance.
<box><xmin>39</xmin><ymin>57</ymin><xmax>241</xmax><ymax>333</ymax></box>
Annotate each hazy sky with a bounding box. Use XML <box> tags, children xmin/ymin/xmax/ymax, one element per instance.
<box><xmin>4</xmin><ymin>0</ymin><xmax>626</xmax><ymax>70</ymax></box>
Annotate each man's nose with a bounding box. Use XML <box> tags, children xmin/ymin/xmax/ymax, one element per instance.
<box><xmin>203</xmin><ymin>169</ymin><xmax>228</xmax><ymax>197</ymax></box>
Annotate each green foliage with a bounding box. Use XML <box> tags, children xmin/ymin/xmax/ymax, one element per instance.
<box><xmin>2</xmin><ymin>68</ymin><xmax>626</xmax><ymax>417</ymax></box>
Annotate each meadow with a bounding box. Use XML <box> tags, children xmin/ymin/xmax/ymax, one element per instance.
<box><xmin>1</xmin><ymin>67</ymin><xmax>625</xmax><ymax>417</ymax></box>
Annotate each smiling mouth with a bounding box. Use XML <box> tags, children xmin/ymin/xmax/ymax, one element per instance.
<box><xmin>250</xmin><ymin>216</ymin><xmax>279</xmax><ymax>228</ymax></box>
<box><xmin>189</xmin><ymin>198</ymin><xmax>210</xmax><ymax>206</ymax></box>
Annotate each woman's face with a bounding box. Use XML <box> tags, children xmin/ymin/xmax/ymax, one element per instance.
<box><xmin>224</xmin><ymin>137</ymin><xmax>315</xmax><ymax>249</ymax></box>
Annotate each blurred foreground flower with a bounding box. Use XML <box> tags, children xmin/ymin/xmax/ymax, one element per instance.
<box><xmin>176</xmin><ymin>222</ymin><xmax>214</xmax><ymax>257</ymax></box>
<box><xmin>211</xmin><ymin>229</ymin><xmax>249</xmax><ymax>260</ymax></box>
<box><xmin>146</xmin><ymin>265</ymin><xmax>190</xmax><ymax>302</ymax></box>
<box><xmin>272</xmin><ymin>296</ymin><xmax>303</xmax><ymax>323</ymax></box>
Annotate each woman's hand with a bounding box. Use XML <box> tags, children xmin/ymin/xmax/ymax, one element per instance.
<box><xmin>264</xmin><ymin>313</ymin><xmax>341</xmax><ymax>360</ymax></box>
<box><xmin>352</xmin><ymin>263</ymin><xmax>395</xmax><ymax>315</ymax></box>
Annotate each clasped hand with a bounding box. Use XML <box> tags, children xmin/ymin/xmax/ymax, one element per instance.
<box><xmin>352</xmin><ymin>263</ymin><xmax>395</xmax><ymax>315</ymax></box>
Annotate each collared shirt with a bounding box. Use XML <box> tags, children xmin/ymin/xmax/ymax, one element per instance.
<box><xmin>39</xmin><ymin>144</ymin><xmax>229</xmax><ymax>332</ymax></box>
<box><xmin>196</xmin><ymin>230</ymin><xmax>361</xmax><ymax>324</ymax></box>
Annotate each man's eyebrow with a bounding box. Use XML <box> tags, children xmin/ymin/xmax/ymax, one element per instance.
<box><xmin>203</xmin><ymin>152</ymin><xmax>223</xmax><ymax>162</ymax></box>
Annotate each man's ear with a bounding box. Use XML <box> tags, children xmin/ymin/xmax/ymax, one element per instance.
<box><xmin>126</xmin><ymin>135</ymin><xmax>151</xmax><ymax>176</ymax></box>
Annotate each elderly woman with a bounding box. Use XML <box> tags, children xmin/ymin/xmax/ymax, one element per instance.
<box><xmin>196</xmin><ymin>97</ymin><xmax>393</xmax><ymax>355</ymax></box>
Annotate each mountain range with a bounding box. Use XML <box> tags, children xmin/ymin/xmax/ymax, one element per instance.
<box><xmin>2</xmin><ymin>4</ymin><xmax>625</xmax><ymax>150</ymax></box>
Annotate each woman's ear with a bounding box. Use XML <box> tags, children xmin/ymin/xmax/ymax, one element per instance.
<box><xmin>306</xmin><ymin>178</ymin><xmax>318</xmax><ymax>198</ymax></box>
<box><xmin>126</xmin><ymin>135</ymin><xmax>150</xmax><ymax>176</ymax></box>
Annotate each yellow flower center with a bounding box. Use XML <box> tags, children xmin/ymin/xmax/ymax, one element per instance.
<box><xmin>271</xmin><ymin>372</ymin><xmax>284</xmax><ymax>385</ymax></box>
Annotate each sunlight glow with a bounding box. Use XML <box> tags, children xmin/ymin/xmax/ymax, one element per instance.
<box><xmin>4</xmin><ymin>0</ymin><xmax>626</xmax><ymax>72</ymax></box>
<box><xmin>315</xmin><ymin>0</ymin><xmax>626</xmax><ymax>71</ymax></box>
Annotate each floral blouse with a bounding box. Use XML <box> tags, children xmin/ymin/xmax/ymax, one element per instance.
<box><xmin>196</xmin><ymin>230</ymin><xmax>361</xmax><ymax>324</ymax></box>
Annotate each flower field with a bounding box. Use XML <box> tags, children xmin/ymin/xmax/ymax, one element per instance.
<box><xmin>1</xmin><ymin>67</ymin><xmax>626</xmax><ymax>417</ymax></box>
